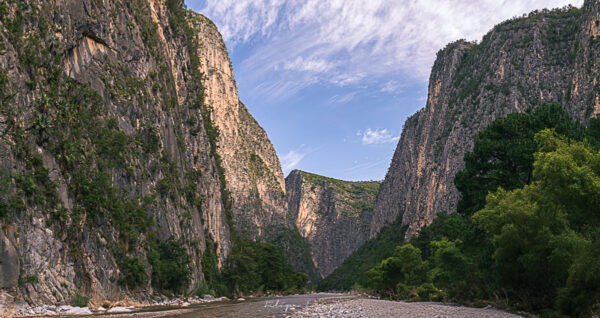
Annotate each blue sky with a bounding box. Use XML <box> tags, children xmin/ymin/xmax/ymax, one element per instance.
<box><xmin>185</xmin><ymin>0</ymin><xmax>582</xmax><ymax>181</ymax></box>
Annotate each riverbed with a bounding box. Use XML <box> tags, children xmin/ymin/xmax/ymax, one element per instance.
<box><xmin>20</xmin><ymin>293</ymin><xmax>522</xmax><ymax>317</ymax></box>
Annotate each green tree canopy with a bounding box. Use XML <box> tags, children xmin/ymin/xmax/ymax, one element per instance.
<box><xmin>455</xmin><ymin>104</ymin><xmax>585</xmax><ymax>216</ymax></box>
<box><xmin>473</xmin><ymin>130</ymin><xmax>597</xmax><ymax>310</ymax></box>
<box><xmin>366</xmin><ymin>244</ymin><xmax>427</xmax><ymax>296</ymax></box>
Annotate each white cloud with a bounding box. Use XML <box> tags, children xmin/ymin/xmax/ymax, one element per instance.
<box><xmin>193</xmin><ymin>0</ymin><xmax>583</xmax><ymax>98</ymax></box>
<box><xmin>282</xmin><ymin>56</ymin><xmax>332</xmax><ymax>73</ymax></box>
<box><xmin>360</xmin><ymin>128</ymin><xmax>399</xmax><ymax>145</ymax></box>
<box><xmin>280</xmin><ymin>148</ymin><xmax>306</xmax><ymax>173</ymax></box>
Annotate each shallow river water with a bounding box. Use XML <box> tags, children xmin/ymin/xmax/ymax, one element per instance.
<box><xmin>175</xmin><ymin>293</ymin><xmax>350</xmax><ymax>318</ymax></box>
<box><xmin>99</xmin><ymin>293</ymin><xmax>351</xmax><ymax>318</ymax></box>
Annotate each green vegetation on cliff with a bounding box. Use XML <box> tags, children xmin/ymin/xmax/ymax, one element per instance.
<box><xmin>167</xmin><ymin>0</ymin><xmax>308</xmax><ymax>297</ymax></box>
<box><xmin>299</xmin><ymin>171</ymin><xmax>380</xmax><ymax>199</ymax></box>
<box><xmin>298</xmin><ymin>170</ymin><xmax>380</xmax><ymax>217</ymax></box>
<box><xmin>0</xmin><ymin>0</ymin><xmax>307</xmax><ymax>302</ymax></box>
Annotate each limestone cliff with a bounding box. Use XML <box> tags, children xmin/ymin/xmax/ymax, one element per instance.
<box><xmin>187</xmin><ymin>15</ymin><xmax>289</xmax><ymax>238</ymax></box>
<box><xmin>0</xmin><ymin>0</ymin><xmax>291</xmax><ymax>312</ymax></box>
<box><xmin>286</xmin><ymin>170</ymin><xmax>379</xmax><ymax>278</ymax></box>
<box><xmin>372</xmin><ymin>2</ymin><xmax>600</xmax><ymax>239</ymax></box>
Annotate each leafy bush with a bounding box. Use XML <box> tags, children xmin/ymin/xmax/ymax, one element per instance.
<box><xmin>118</xmin><ymin>257</ymin><xmax>147</xmax><ymax>290</ymax></box>
<box><xmin>149</xmin><ymin>239</ymin><xmax>191</xmax><ymax>294</ymax></box>
<box><xmin>18</xmin><ymin>274</ymin><xmax>39</xmax><ymax>286</ymax></box>
<box><xmin>416</xmin><ymin>283</ymin><xmax>444</xmax><ymax>301</ymax></box>
<box><xmin>429</xmin><ymin>238</ymin><xmax>472</xmax><ymax>300</ymax></box>
<box><xmin>396</xmin><ymin>282</ymin><xmax>412</xmax><ymax>300</ymax></box>
<box><xmin>224</xmin><ymin>237</ymin><xmax>308</xmax><ymax>296</ymax></box>
<box><xmin>71</xmin><ymin>293</ymin><xmax>90</xmax><ymax>307</ymax></box>
<box><xmin>195</xmin><ymin>281</ymin><xmax>211</xmax><ymax>297</ymax></box>
<box><xmin>366</xmin><ymin>244</ymin><xmax>427</xmax><ymax>298</ymax></box>
<box><xmin>557</xmin><ymin>241</ymin><xmax>600</xmax><ymax>317</ymax></box>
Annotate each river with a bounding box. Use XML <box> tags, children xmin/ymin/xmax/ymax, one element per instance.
<box><xmin>104</xmin><ymin>293</ymin><xmax>352</xmax><ymax>318</ymax></box>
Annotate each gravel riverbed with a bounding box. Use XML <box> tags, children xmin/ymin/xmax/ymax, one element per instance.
<box><xmin>286</xmin><ymin>298</ymin><xmax>522</xmax><ymax>318</ymax></box>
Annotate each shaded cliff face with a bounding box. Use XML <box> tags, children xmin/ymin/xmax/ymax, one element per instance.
<box><xmin>0</xmin><ymin>0</ymin><xmax>288</xmax><ymax>310</ymax></box>
<box><xmin>286</xmin><ymin>170</ymin><xmax>379</xmax><ymax>278</ymax></box>
<box><xmin>372</xmin><ymin>2</ymin><xmax>600</xmax><ymax>239</ymax></box>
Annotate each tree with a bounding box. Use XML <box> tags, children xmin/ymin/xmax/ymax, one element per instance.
<box><xmin>149</xmin><ymin>239</ymin><xmax>191</xmax><ymax>294</ymax></box>
<box><xmin>224</xmin><ymin>237</ymin><xmax>260</xmax><ymax>295</ymax></box>
<box><xmin>224</xmin><ymin>237</ymin><xmax>308</xmax><ymax>296</ymax></box>
<box><xmin>411</xmin><ymin>212</ymin><xmax>468</xmax><ymax>259</ymax></box>
<box><xmin>473</xmin><ymin>130</ymin><xmax>595</xmax><ymax>310</ymax></box>
<box><xmin>455</xmin><ymin>104</ymin><xmax>585</xmax><ymax>216</ymax></box>
<box><xmin>366</xmin><ymin>244</ymin><xmax>427</xmax><ymax>297</ymax></box>
<box><xmin>430</xmin><ymin>238</ymin><xmax>471</xmax><ymax>300</ymax></box>
<box><xmin>119</xmin><ymin>257</ymin><xmax>147</xmax><ymax>290</ymax></box>
<box><xmin>558</xmin><ymin>241</ymin><xmax>600</xmax><ymax>318</ymax></box>
<box><xmin>533</xmin><ymin>130</ymin><xmax>600</xmax><ymax>234</ymax></box>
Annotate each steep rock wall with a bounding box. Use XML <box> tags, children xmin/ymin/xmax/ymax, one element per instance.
<box><xmin>188</xmin><ymin>15</ymin><xmax>289</xmax><ymax>239</ymax></box>
<box><xmin>0</xmin><ymin>0</ymin><xmax>289</xmax><ymax>312</ymax></box>
<box><xmin>372</xmin><ymin>2</ymin><xmax>600</xmax><ymax>238</ymax></box>
<box><xmin>286</xmin><ymin>170</ymin><xmax>379</xmax><ymax>277</ymax></box>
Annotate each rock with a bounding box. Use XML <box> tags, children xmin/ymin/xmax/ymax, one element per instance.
<box><xmin>0</xmin><ymin>231</ymin><xmax>19</xmax><ymax>289</ymax></box>
<box><xmin>0</xmin><ymin>291</ymin><xmax>15</xmax><ymax>317</ymax></box>
<box><xmin>107</xmin><ymin>306</ymin><xmax>134</xmax><ymax>313</ymax></box>
<box><xmin>64</xmin><ymin>306</ymin><xmax>92</xmax><ymax>314</ymax></box>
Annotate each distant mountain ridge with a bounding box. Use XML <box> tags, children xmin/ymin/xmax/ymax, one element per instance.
<box><xmin>286</xmin><ymin>170</ymin><xmax>379</xmax><ymax>278</ymax></box>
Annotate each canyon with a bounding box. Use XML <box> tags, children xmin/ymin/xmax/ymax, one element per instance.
<box><xmin>1</xmin><ymin>0</ymin><xmax>600</xmax><ymax>315</ymax></box>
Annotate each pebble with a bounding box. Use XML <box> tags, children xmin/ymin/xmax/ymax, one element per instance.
<box><xmin>6</xmin><ymin>294</ymin><xmax>233</xmax><ymax>316</ymax></box>
<box><xmin>107</xmin><ymin>306</ymin><xmax>135</xmax><ymax>313</ymax></box>
<box><xmin>63</xmin><ymin>306</ymin><xmax>92</xmax><ymax>314</ymax></box>
<box><xmin>286</xmin><ymin>299</ymin><xmax>522</xmax><ymax>318</ymax></box>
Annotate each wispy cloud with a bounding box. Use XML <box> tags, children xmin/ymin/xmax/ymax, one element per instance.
<box><xmin>282</xmin><ymin>56</ymin><xmax>332</xmax><ymax>73</ymax></box>
<box><xmin>343</xmin><ymin>158</ymin><xmax>389</xmax><ymax>173</ymax></box>
<box><xmin>328</xmin><ymin>92</ymin><xmax>357</xmax><ymax>104</ymax></box>
<box><xmin>280</xmin><ymin>146</ymin><xmax>306</xmax><ymax>173</ymax></box>
<box><xmin>195</xmin><ymin>0</ymin><xmax>583</xmax><ymax>98</ymax></box>
<box><xmin>360</xmin><ymin>128</ymin><xmax>399</xmax><ymax>145</ymax></box>
<box><xmin>380</xmin><ymin>80</ymin><xmax>404</xmax><ymax>94</ymax></box>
